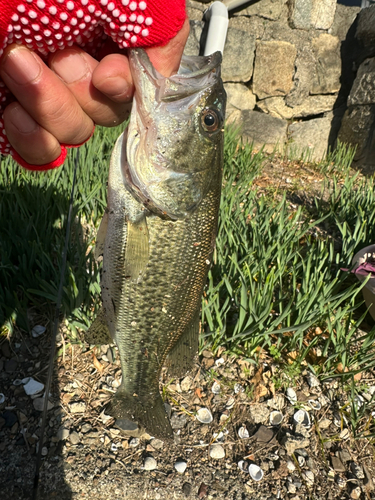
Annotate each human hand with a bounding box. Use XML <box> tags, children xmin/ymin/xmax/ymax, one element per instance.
<box><xmin>0</xmin><ymin>19</ymin><xmax>189</xmax><ymax>167</ymax></box>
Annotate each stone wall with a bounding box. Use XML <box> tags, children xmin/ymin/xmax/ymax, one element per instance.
<box><xmin>186</xmin><ymin>0</ymin><xmax>362</xmax><ymax>162</ymax></box>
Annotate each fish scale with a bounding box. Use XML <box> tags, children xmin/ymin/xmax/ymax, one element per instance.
<box><xmin>88</xmin><ymin>48</ymin><xmax>226</xmax><ymax>439</ymax></box>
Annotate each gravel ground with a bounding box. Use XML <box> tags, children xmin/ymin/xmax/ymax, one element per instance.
<box><xmin>1</xmin><ymin>326</ymin><xmax>375</xmax><ymax>500</ymax></box>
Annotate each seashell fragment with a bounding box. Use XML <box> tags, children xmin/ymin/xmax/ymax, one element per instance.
<box><xmin>306</xmin><ymin>372</ymin><xmax>320</xmax><ymax>388</ymax></box>
<box><xmin>215</xmin><ymin>357</ymin><xmax>225</xmax><ymax>366</ymax></box>
<box><xmin>196</xmin><ymin>408</ymin><xmax>213</xmax><ymax>424</ymax></box>
<box><xmin>308</xmin><ymin>399</ymin><xmax>321</xmax><ymax>411</ymax></box>
<box><xmin>297</xmin><ymin>455</ymin><xmax>305</xmax><ymax>467</ymax></box>
<box><xmin>23</xmin><ymin>378</ymin><xmax>44</xmax><ymax>396</ymax></box>
<box><xmin>269</xmin><ymin>410</ymin><xmax>283</xmax><ymax>426</ymax></box>
<box><xmin>333</xmin><ymin>411</ymin><xmax>348</xmax><ymax>427</ymax></box>
<box><xmin>219</xmin><ymin>413</ymin><xmax>229</xmax><ymax>424</ymax></box>
<box><xmin>225</xmin><ymin>397</ymin><xmax>235</xmax><ymax>409</ymax></box>
<box><xmin>174</xmin><ymin>460</ymin><xmax>187</xmax><ymax>473</ymax></box>
<box><xmin>293</xmin><ymin>409</ymin><xmax>311</xmax><ymax>427</ymax></box>
<box><xmin>286</xmin><ymin>388</ymin><xmax>297</xmax><ymax>404</ymax></box>
<box><xmin>303</xmin><ymin>470</ymin><xmax>314</xmax><ymax>486</ymax></box>
<box><xmin>213</xmin><ymin>431</ymin><xmax>225</xmax><ymax>442</ymax></box>
<box><xmin>234</xmin><ymin>383</ymin><xmax>244</xmax><ymax>394</ymax></box>
<box><xmin>249</xmin><ymin>463</ymin><xmax>263</xmax><ymax>481</ymax></box>
<box><xmin>354</xmin><ymin>395</ymin><xmax>364</xmax><ymax>409</ymax></box>
<box><xmin>286</xmin><ymin>460</ymin><xmax>296</xmax><ymax>472</ymax></box>
<box><xmin>238</xmin><ymin>460</ymin><xmax>247</xmax><ymax>471</ymax></box>
<box><xmin>350</xmin><ymin>462</ymin><xmax>365</xmax><ymax>479</ymax></box>
<box><xmin>209</xmin><ymin>443</ymin><xmax>225</xmax><ymax>459</ymax></box>
<box><xmin>211</xmin><ymin>381</ymin><xmax>220</xmax><ymax>395</ymax></box>
<box><xmin>31</xmin><ymin>325</ymin><xmax>46</xmax><ymax>338</ymax></box>
<box><xmin>335</xmin><ymin>476</ymin><xmax>346</xmax><ymax>488</ymax></box>
<box><xmin>143</xmin><ymin>457</ymin><xmax>157</xmax><ymax>470</ymax></box>
<box><xmin>238</xmin><ymin>426</ymin><xmax>249</xmax><ymax>439</ymax></box>
<box><xmin>0</xmin><ymin>393</ymin><xmax>5</xmax><ymax>404</ymax></box>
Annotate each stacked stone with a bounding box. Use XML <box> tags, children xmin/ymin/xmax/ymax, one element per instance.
<box><xmin>187</xmin><ymin>0</ymin><xmax>361</xmax><ymax>162</ymax></box>
<box><xmin>338</xmin><ymin>6</ymin><xmax>375</xmax><ymax>174</ymax></box>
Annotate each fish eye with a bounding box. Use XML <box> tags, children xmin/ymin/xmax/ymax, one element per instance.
<box><xmin>201</xmin><ymin>109</ymin><xmax>221</xmax><ymax>133</ymax></box>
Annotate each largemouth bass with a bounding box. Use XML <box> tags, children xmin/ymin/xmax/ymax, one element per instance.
<box><xmin>87</xmin><ymin>48</ymin><xmax>226</xmax><ymax>440</ymax></box>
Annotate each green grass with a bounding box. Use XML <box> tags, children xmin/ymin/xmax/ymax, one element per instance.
<box><xmin>1</xmin><ymin>125</ymin><xmax>375</xmax><ymax>437</ymax></box>
<box><xmin>0</xmin><ymin>125</ymin><xmax>115</xmax><ymax>336</ymax></box>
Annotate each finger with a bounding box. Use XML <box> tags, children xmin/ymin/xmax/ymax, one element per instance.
<box><xmin>91</xmin><ymin>53</ymin><xmax>134</xmax><ymax>104</ymax></box>
<box><xmin>3</xmin><ymin>102</ymin><xmax>61</xmax><ymax>166</ymax></box>
<box><xmin>49</xmin><ymin>47</ymin><xmax>132</xmax><ymax>127</ymax></box>
<box><xmin>0</xmin><ymin>44</ymin><xmax>93</xmax><ymax>145</ymax></box>
<box><xmin>146</xmin><ymin>18</ymin><xmax>190</xmax><ymax>77</ymax></box>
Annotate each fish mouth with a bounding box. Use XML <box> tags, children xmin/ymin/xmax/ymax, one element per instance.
<box><xmin>130</xmin><ymin>49</ymin><xmax>223</xmax><ymax>102</ymax></box>
<box><xmin>120</xmin><ymin>49</ymin><xmax>225</xmax><ymax>220</ymax></box>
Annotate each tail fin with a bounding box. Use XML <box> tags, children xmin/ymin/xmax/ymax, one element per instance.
<box><xmin>107</xmin><ymin>390</ymin><xmax>173</xmax><ymax>441</ymax></box>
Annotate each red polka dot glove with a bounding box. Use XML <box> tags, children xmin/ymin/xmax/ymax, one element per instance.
<box><xmin>0</xmin><ymin>0</ymin><xmax>186</xmax><ymax>171</ymax></box>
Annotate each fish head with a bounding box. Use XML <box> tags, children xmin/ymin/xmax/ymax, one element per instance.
<box><xmin>122</xmin><ymin>49</ymin><xmax>226</xmax><ymax>219</ymax></box>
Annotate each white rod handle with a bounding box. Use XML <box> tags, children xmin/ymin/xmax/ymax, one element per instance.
<box><xmin>203</xmin><ymin>2</ymin><xmax>229</xmax><ymax>56</ymax></box>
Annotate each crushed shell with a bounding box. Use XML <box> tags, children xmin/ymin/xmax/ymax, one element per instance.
<box><xmin>238</xmin><ymin>426</ymin><xmax>249</xmax><ymax>439</ymax></box>
<box><xmin>286</xmin><ymin>388</ymin><xmax>297</xmax><ymax>404</ymax></box>
<box><xmin>31</xmin><ymin>325</ymin><xmax>46</xmax><ymax>338</ymax></box>
<box><xmin>249</xmin><ymin>464</ymin><xmax>264</xmax><ymax>482</ymax></box>
<box><xmin>308</xmin><ymin>399</ymin><xmax>321</xmax><ymax>411</ymax></box>
<box><xmin>196</xmin><ymin>408</ymin><xmax>213</xmax><ymax>424</ymax></box>
<box><xmin>269</xmin><ymin>410</ymin><xmax>283</xmax><ymax>426</ymax></box>
<box><xmin>293</xmin><ymin>409</ymin><xmax>311</xmax><ymax>427</ymax></box>
<box><xmin>211</xmin><ymin>381</ymin><xmax>221</xmax><ymax>395</ymax></box>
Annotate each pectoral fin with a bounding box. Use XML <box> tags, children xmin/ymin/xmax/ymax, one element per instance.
<box><xmin>124</xmin><ymin>214</ymin><xmax>149</xmax><ymax>283</ymax></box>
<box><xmin>85</xmin><ymin>307</ymin><xmax>113</xmax><ymax>345</ymax></box>
<box><xmin>94</xmin><ymin>210</ymin><xmax>109</xmax><ymax>260</ymax></box>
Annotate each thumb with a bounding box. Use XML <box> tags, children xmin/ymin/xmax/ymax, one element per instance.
<box><xmin>145</xmin><ymin>18</ymin><xmax>190</xmax><ymax>77</ymax></box>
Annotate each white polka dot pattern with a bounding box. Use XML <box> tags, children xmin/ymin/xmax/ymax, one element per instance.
<box><xmin>0</xmin><ymin>0</ymin><xmax>186</xmax><ymax>169</ymax></box>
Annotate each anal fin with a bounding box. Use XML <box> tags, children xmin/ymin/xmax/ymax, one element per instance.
<box><xmin>84</xmin><ymin>307</ymin><xmax>113</xmax><ymax>345</ymax></box>
<box><xmin>166</xmin><ymin>309</ymin><xmax>200</xmax><ymax>378</ymax></box>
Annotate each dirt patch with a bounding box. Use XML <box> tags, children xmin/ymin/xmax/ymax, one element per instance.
<box><xmin>1</xmin><ymin>328</ymin><xmax>374</xmax><ymax>500</ymax></box>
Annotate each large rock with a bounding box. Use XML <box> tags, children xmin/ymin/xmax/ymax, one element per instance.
<box><xmin>311</xmin><ymin>34</ymin><xmax>341</xmax><ymax>95</ymax></box>
<box><xmin>337</xmin><ymin>56</ymin><xmax>375</xmax><ymax>173</ymax></box>
<box><xmin>288</xmin><ymin>115</ymin><xmax>333</xmax><ymax>161</ymax></box>
<box><xmin>348</xmin><ymin>57</ymin><xmax>375</xmax><ymax>106</ymax></box>
<box><xmin>222</xmin><ymin>28</ymin><xmax>256</xmax><ymax>82</ymax></box>
<box><xmin>233</xmin><ymin>0</ymin><xmax>287</xmax><ymax>21</ymax></box>
<box><xmin>237</xmin><ymin>110</ymin><xmax>288</xmax><ymax>153</ymax></box>
<box><xmin>356</xmin><ymin>5</ymin><xmax>375</xmax><ymax>48</ymax></box>
<box><xmin>258</xmin><ymin>95</ymin><xmax>337</xmax><ymax>119</ymax></box>
<box><xmin>229</xmin><ymin>15</ymin><xmax>268</xmax><ymax>41</ymax></box>
<box><xmin>225</xmin><ymin>83</ymin><xmax>256</xmax><ymax>112</ymax></box>
<box><xmin>289</xmin><ymin>0</ymin><xmax>336</xmax><ymax>30</ymax></box>
<box><xmin>253</xmin><ymin>41</ymin><xmax>297</xmax><ymax>99</ymax></box>
<box><xmin>330</xmin><ymin>4</ymin><xmax>361</xmax><ymax>42</ymax></box>
<box><xmin>338</xmin><ymin>104</ymin><xmax>375</xmax><ymax>172</ymax></box>
<box><xmin>286</xmin><ymin>45</ymin><xmax>317</xmax><ymax>107</ymax></box>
